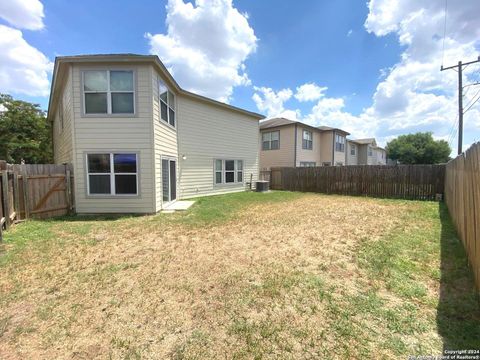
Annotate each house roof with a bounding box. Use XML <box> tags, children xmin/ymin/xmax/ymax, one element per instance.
<box><xmin>350</xmin><ymin>138</ymin><xmax>377</xmax><ymax>145</ymax></box>
<box><xmin>316</xmin><ymin>125</ymin><xmax>350</xmax><ymax>135</ymax></box>
<box><xmin>260</xmin><ymin>118</ymin><xmax>350</xmax><ymax>135</ymax></box>
<box><xmin>47</xmin><ymin>54</ymin><xmax>265</xmax><ymax>121</ymax></box>
<box><xmin>259</xmin><ymin>117</ymin><xmax>297</xmax><ymax>129</ymax></box>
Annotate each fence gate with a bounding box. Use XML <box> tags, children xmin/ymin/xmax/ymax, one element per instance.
<box><xmin>0</xmin><ymin>162</ymin><xmax>74</xmax><ymax>240</ymax></box>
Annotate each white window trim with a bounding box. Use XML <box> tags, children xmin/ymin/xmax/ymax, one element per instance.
<box><xmin>161</xmin><ymin>156</ymin><xmax>177</xmax><ymax>204</ymax></box>
<box><xmin>82</xmin><ymin>70</ymin><xmax>136</xmax><ymax>116</ymax></box>
<box><xmin>86</xmin><ymin>152</ymin><xmax>139</xmax><ymax>197</ymax></box>
<box><xmin>368</xmin><ymin>146</ymin><xmax>373</xmax><ymax>157</ymax></box>
<box><xmin>158</xmin><ymin>78</ymin><xmax>176</xmax><ymax>129</ymax></box>
<box><xmin>214</xmin><ymin>159</ymin><xmax>244</xmax><ymax>186</ymax></box>
<box><xmin>300</xmin><ymin>161</ymin><xmax>316</xmax><ymax>167</ymax></box>
<box><xmin>335</xmin><ymin>134</ymin><xmax>345</xmax><ymax>152</ymax></box>
<box><xmin>350</xmin><ymin>144</ymin><xmax>356</xmax><ymax>156</ymax></box>
<box><xmin>262</xmin><ymin>131</ymin><xmax>280</xmax><ymax>150</ymax></box>
<box><xmin>302</xmin><ymin>130</ymin><xmax>313</xmax><ymax>150</ymax></box>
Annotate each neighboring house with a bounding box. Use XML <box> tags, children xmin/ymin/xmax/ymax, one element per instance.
<box><xmin>374</xmin><ymin>146</ymin><xmax>387</xmax><ymax>165</ymax></box>
<box><xmin>347</xmin><ymin>138</ymin><xmax>387</xmax><ymax>165</ymax></box>
<box><xmin>48</xmin><ymin>54</ymin><xmax>264</xmax><ymax>214</ymax></box>
<box><xmin>317</xmin><ymin>126</ymin><xmax>350</xmax><ymax>166</ymax></box>
<box><xmin>259</xmin><ymin>118</ymin><xmax>350</xmax><ymax>170</ymax></box>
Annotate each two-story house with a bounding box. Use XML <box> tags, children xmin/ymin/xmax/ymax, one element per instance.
<box><xmin>48</xmin><ymin>54</ymin><xmax>264</xmax><ymax>214</ymax></box>
<box><xmin>347</xmin><ymin>138</ymin><xmax>387</xmax><ymax>165</ymax></box>
<box><xmin>259</xmin><ymin>118</ymin><xmax>350</xmax><ymax>170</ymax></box>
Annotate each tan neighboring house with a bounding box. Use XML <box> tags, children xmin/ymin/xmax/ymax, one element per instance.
<box><xmin>347</xmin><ymin>138</ymin><xmax>387</xmax><ymax>165</ymax></box>
<box><xmin>48</xmin><ymin>54</ymin><xmax>264</xmax><ymax>214</ymax></box>
<box><xmin>259</xmin><ymin>118</ymin><xmax>350</xmax><ymax>170</ymax></box>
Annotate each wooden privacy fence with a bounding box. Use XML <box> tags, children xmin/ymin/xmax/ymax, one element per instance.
<box><xmin>0</xmin><ymin>162</ymin><xmax>74</xmax><ymax>240</ymax></box>
<box><xmin>445</xmin><ymin>142</ymin><xmax>480</xmax><ymax>291</ymax></box>
<box><xmin>269</xmin><ymin>164</ymin><xmax>446</xmax><ymax>200</ymax></box>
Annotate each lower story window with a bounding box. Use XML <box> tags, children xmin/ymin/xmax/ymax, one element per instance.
<box><xmin>87</xmin><ymin>153</ymin><xmax>138</xmax><ymax>195</ymax></box>
<box><xmin>214</xmin><ymin>159</ymin><xmax>243</xmax><ymax>184</ymax></box>
<box><xmin>300</xmin><ymin>162</ymin><xmax>316</xmax><ymax>167</ymax></box>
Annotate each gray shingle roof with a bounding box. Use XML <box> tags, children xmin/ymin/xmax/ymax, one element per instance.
<box><xmin>259</xmin><ymin>118</ymin><xmax>297</xmax><ymax>129</ymax></box>
<box><xmin>351</xmin><ymin>138</ymin><xmax>376</xmax><ymax>145</ymax></box>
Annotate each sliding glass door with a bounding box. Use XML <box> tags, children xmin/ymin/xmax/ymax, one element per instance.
<box><xmin>162</xmin><ymin>158</ymin><xmax>176</xmax><ymax>203</ymax></box>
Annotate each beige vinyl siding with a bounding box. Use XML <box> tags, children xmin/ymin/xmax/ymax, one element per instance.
<box><xmin>347</xmin><ymin>141</ymin><xmax>358</xmax><ymax>165</ymax></box>
<box><xmin>71</xmin><ymin>63</ymin><xmax>155</xmax><ymax>213</ymax></box>
<box><xmin>177</xmin><ymin>95</ymin><xmax>259</xmax><ymax>199</ymax></box>
<box><xmin>320</xmin><ymin>131</ymin><xmax>334</xmax><ymax>165</ymax></box>
<box><xmin>259</xmin><ymin>125</ymin><xmax>295</xmax><ymax>170</ymax></box>
<box><xmin>376</xmin><ymin>149</ymin><xmax>387</xmax><ymax>165</ymax></box>
<box><xmin>53</xmin><ymin>64</ymin><xmax>74</xmax><ymax>164</ymax></box>
<box><xmin>334</xmin><ymin>150</ymin><xmax>347</xmax><ymax>165</ymax></box>
<box><xmin>357</xmin><ymin>144</ymin><xmax>367</xmax><ymax>165</ymax></box>
<box><xmin>152</xmin><ymin>67</ymin><xmax>178</xmax><ymax>211</ymax></box>
<box><xmin>296</xmin><ymin>126</ymin><xmax>321</xmax><ymax>166</ymax></box>
<box><xmin>367</xmin><ymin>146</ymin><xmax>375</xmax><ymax>165</ymax></box>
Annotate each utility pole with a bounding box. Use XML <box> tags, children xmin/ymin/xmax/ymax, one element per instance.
<box><xmin>441</xmin><ymin>56</ymin><xmax>480</xmax><ymax>155</ymax></box>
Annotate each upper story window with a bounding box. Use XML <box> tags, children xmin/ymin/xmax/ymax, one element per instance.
<box><xmin>159</xmin><ymin>79</ymin><xmax>175</xmax><ymax>127</ymax></box>
<box><xmin>302</xmin><ymin>130</ymin><xmax>313</xmax><ymax>150</ymax></box>
<box><xmin>83</xmin><ymin>70</ymin><xmax>134</xmax><ymax>115</ymax></box>
<box><xmin>262</xmin><ymin>130</ymin><xmax>280</xmax><ymax>150</ymax></box>
<box><xmin>335</xmin><ymin>134</ymin><xmax>345</xmax><ymax>152</ymax></box>
<box><xmin>368</xmin><ymin>146</ymin><xmax>373</xmax><ymax>156</ymax></box>
<box><xmin>350</xmin><ymin>144</ymin><xmax>356</xmax><ymax>156</ymax></box>
<box><xmin>262</xmin><ymin>131</ymin><xmax>279</xmax><ymax>150</ymax></box>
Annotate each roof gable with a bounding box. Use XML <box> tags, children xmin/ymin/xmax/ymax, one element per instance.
<box><xmin>47</xmin><ymin>54</ymin><xmax>264</xmax><ymax>121</ymax></box>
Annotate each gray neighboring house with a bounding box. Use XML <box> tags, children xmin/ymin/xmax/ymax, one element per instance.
<box><xmin>259</xmin><ymin>118</ymin><xmax>350</xmax><ymax>170</ymax></box>
<box><xmin>347</xmin><ymin>138</ymin><xmax>387</xmax><ymax>165</ymax></box>
<box><xmin>48</xmin><ymin>54</ymin><xmax>264</xmax><ymax>214</ymax></box>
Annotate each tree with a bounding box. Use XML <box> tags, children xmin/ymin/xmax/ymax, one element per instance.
<box><xmin>0</xmin><ymin>94</ymin><xmax>52</xmax><ymax>163</ymax></box>
<box><xmin>386</xmin><ymin>132</ymin><xmax>451</xmax><ymax>164</ymax></box>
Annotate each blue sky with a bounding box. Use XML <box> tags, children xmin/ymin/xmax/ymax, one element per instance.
<box><xmin>1</xmin><ymin>0</ymin><xmax>479</xmax><ymax>152</ymax></box>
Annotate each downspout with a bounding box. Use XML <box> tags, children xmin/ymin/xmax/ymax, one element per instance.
<box><xmin>294</xmin><ymin>124</ymin><xmax>298</xmax><ymax>167</ymax></box>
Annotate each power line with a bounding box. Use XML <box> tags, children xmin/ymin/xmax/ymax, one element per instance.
<box><xmin>446</xmin><ymin>115</ymin><xmax>458</xmax><ymax>147</ymax></box>
<box><xmin>441</xmin><ymin>56</ymin><xmax>480</xmax><ymax>154</ymax></box>
<box><xmin>464</xmin><ymin>89</ymin><xmax>480</xmax><ymax>114</ymax></box>
<box><xmin>441</xmin><ymin>0</ymin><xmax>448</xmax><ymax>66</ymax></box>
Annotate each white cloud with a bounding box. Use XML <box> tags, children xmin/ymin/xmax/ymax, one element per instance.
<box><xmin>252</xmin><ymin>86</ymin><xmax>299</xmax><ymax>119</ymax></box>
<box><xmin>146</xmin><ymin>0</ymin><xmax>257</xmax><ymax>102</ymax></box>
<box><xmin>347</xmin><ymin>29</ymin><xmax>353</xmax><ymax>37</ymax></box>
<box><xmin>361</xmin><ymin>0</ymin><xmax>480</xmax><ymax>151</ymax></box>
<box><xmin>253</xmin><ymin>0</ymin><xmax>480</xmax><ymax>149</ymax></box>
<box><xmin>0</xmin><ymin>0</ymin><xmax>45</xmax><ymax>30</ymax></box>
<box><xmin>0</xmin><ymin>25</ymin><xmax>52</xmax><ymax>96</ymax></box>
<box><xmin>294</xmin><ymin>83</ymin><xmax>327</xmax><ymax>102</ymax></box>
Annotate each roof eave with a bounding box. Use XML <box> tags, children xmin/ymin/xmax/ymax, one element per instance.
<box><xmin>48</xmin><ymin>55</ymin><xmax>265</xmax><ymax>121</ymax></box>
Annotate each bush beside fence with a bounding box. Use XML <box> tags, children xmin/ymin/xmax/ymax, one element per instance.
<box><xmin>268</xmin><ymin>164</ymin><xmax>445</xmax><ymax>200</ymax></box>
<box><xmin>445</xmin><ymin>142</ymin><xmax>480</xmax><ymax>291</ymax></box>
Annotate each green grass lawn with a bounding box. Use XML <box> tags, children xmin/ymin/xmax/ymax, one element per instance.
<box><xmin>0</xmin><ymin>191</ymin><xmax>479</xmax><ymax>359</ymax></box>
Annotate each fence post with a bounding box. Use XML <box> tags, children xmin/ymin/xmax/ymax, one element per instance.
<box><xmin>65</xmin><ymin>165</ymin><xmax>72</xmax><ymax>214</ymax></box>
<box><xmin>22</xmin><ymin>167</ymin><xmax>30</xmax><ymax>220</ymax></box>
<box><xmin>13</xmin><ymin>173</ymin><xmax>20</xmax><ymax>221</ymax></box>
<box><xmin>1</xmin><ymin>170</ymin><xmax>10</xmax><ymax>229</ymax></box>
